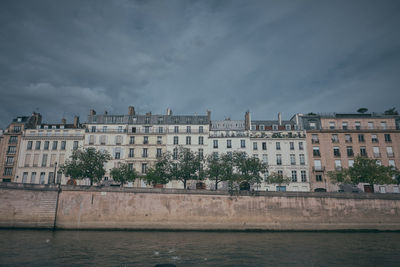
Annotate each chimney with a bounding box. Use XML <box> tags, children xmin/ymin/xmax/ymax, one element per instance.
<box><xmin>61</xmin><ymin>118</ymin><xmax>67</xmax><ymax>124</ymax></box>
<box><xmin>104</xmin><ymin>111</ymin><xmax>108</xmax><ymax>115</ymax></box>
<box><xmin>128</xmin><ymin>106</ymin><xmax>135</xmax><ymax>116</ymax></box>
<box><xmin>73</xmin><ymin>116</ymin><xmax>79</xmax><ymax>128</ymax></box>
<box><xmin>90</xmin><ymin>109</ymin><xmax>96</xmax><ymax>116</ymax></box>
<box><xmin>245</xmin><ymin>111</ymin><xmax>251</xmax><ymax>130</ymax></box>
<box><xmin>278</xmin><ymin>112</ymin><xmax>282</xmax><ymax>126</ymax></box>
<box><xmin>295</xmin><ymin>113</ymin><xmax>299</xmax><ymax>125</ymax></box>
<box><xmin>166</xmin><ymin>108</ymin><xmax>172</xmax><ymax>116</ymax></box>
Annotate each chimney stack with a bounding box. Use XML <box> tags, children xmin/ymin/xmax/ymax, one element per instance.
<box><xmin>278</xmin><ymin>112</ymin><xmax>282</xmax><ymax>126</ymax></box>
<box><xmin>90</xmin><ymin>109</ymin><xmax>96</xmax><ymax>116</ymax></box>
<box><xmin>128</xmin><ymin>106</ymin><xmax>135</xmax><ymax>116</ymax></box>
<box><xmin>166</xmin><ymin>108</ymin><xmax>172</xmax><ymax>116</ymax></box>
<box><xmin>61</xmin><ymin>118</ymin><xmax>67</xmax><ymax>124</ymax></box>
<box><xmin>245</xmin><ymin>111</ymin><xmax>251</xmax><ymax>130</ymax></box>
<box><xmin>73</xmin><ymin>116</ymin><xmax>79</xmax><ymax>128</ymax></box>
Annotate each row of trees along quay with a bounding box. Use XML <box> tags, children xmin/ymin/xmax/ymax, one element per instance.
<box><xmin>60</xmin><ymin>147</ymin><xmax>400</xmax><ymax>191</ymax></box>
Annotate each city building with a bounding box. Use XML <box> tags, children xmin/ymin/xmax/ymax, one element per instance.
<box><xmin>0</xmin><ymin>113</ymin><xmax>41</xmax><ymax>182</ymax></box>
<box><xmin>298</xmin><ymin>112</ymin><xmax>400</xmax><ymax>192</ymax></box>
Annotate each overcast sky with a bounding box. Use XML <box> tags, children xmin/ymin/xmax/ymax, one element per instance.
<box><xmin>1</xmin><ymin>0</ymin><xmax>399</xmax><ymax>128</ymax></box>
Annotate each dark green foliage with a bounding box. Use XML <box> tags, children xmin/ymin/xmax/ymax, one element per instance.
<box><xmin>145</xmin><ymin>153</ymin><xmax>172</xmax><ymax>186</ymax></box>
<box><xmin>357</xmin><ymin>108</ymin><xmax>368</xmax><ymax>114</ymax></box>
<box><xmin>384</xmin><ymin>107</ymin><xmax>398</xmax><ymax>115</ymax></box>
<box><xmin>265</xmin><ymin>172</ymin><xmax>291</xmax><ymax>185</ymax></box>
<box><xmin>110</xmin><ymin>163</ymin><xmax>138</xmax><ymax>185</ymax></box>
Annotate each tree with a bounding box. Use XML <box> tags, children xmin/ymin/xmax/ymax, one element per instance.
<box><xmin>265</xmin><ymin>172</ymin><xmax>291</xmax><ymax>187</ymax></box>
<box><xmin>171</xmin><ymin>147</ymin><xmax>204</xmax><ymax>189</ymax></box>
<box><xmin>233</xmin><ymin>152</ymin><xmax>267</xmax><ymax>188</ymax></box>
<box><xmin>110</xmin><ymin>163</ymin><xmax>138</xmax><ymax>186</ymax></box>
<box><xmin>145</xmin><ymin>153</ymin><xmax>172</xmax><ymax>186</ymax></box>
<box><xmin>384</xmin><ymin>107</ymin><xmax>398</xmax><ymax>115</ymax></box>
<box><xmin>328</xmin><ymin>156</ymin><xmax>398</xmax><ymax>187</ymax></box>
<box><xmin>206</xmin><ymin>153</ymin><xmax>234</xmax><ymax>190</ymax></box>
<box><xmin>357</xmin><ymin>108</ymin><xmax>368</xmax><ymax>114</ymax></box>
<box><xmin>60</xmin><ymin>148</ymin><xmax>111</xmax><ymax>185</ymax></box>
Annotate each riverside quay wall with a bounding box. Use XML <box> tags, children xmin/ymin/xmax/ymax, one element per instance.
<box><xmin>1</xmin><ymin>183</ymin><xmax>400</xmax><ymax>231</ymax></box>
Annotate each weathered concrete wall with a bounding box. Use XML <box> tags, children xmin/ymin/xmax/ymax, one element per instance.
<box><xmin>1</xmin><ymin>183</ymin><xmax>400</xmax><ymax>230</ymax></box>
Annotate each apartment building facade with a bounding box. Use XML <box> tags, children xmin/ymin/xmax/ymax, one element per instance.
<box><xmin>299</xmin><ymin>113</ymin><xmax>400</xmax><ymax>192</ymax></box>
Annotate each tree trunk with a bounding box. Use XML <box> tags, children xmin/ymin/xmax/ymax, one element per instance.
<box><xmin>215</xmin><ymin>179</ymin><xmax>218</xmax><ymax>190</ymax></box>
<box><xmin>183</xmin><ymin>179</ymin><xmax>187</xmax><ymax>189</ymax></box>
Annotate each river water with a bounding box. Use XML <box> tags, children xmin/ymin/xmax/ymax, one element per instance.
<box><xmin>0</xmin><ymin>230</ymin><xmax>399</xmax><ymax>266</ymax></box>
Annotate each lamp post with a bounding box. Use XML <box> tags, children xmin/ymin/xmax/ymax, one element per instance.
<box><xmin>54</xmin><ymin>162</ymin><xmax>58</xmax><ymax>184</ymax></box>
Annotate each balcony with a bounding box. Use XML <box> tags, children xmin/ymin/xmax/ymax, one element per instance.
<box><xmin>387</xmin><ymin>152</ymin><xmax>395</xmax><ymax>158</ymax></box>
<box><xmin>313</xmin><ymin>151</ymin><xmax>321</xmax><ymax>157</ymax></box>
<box><xmin>373</xmin><ymin>153</ymin><xmax>381</xmax><ymax>158</ymax></box>
<box><xmin>331</xmin><ymin>139</ymin><xmax>339</xmax><ymax>143</ymax></box>
<box><xmin>313</xmin><ymin>166</ymin><xmax>325</xmax><ymax>172</ymax></box>
<box><xmin>347</xmin><ymin>152</ymin><xmax>354</xmax><ymax>157</ymax></box>
<box><xmin>334</xmin><ymin>152</ymin><xmax>341</xmax><ymax>157</ymax></box>
<box><xmin>312</xmin><ymin>139</ymin><xmax>320</xmax><ymax>144</ymax></box>
<box><xmin>345</xmin><ymin>139</ymin><xmax>353</xmax><ymax>143</ymax></box>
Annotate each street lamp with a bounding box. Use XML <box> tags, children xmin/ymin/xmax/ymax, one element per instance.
<box><xmin>54</xmin><ymin>162</ymin><xmax>58</xmax><ymax>184</ymax></box>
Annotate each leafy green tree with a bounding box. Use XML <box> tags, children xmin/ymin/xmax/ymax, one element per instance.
<box><xmin>110</xmin><ymin>163</ymin><xmax>138</xmax><ymax>186</ymax></box>
<box><xmin>206</xmin><ymin>153</ymin><xmax>234</xmax><ymax>190</ymax></box>
<box><xmin>61</xmin><ymin>148</ymin><xmax>111</xmax><ymax>185</ymax></box>
<box><xmin>233</xmin><ymin>152</ymin><xmax>267</xmax><ymax>187</ymax></box>
<box><xmin>171</xmin><ymin>147</ymin><xmax>204</xmax><ymax>189</ymax></box>
<box><xmin>357</xmin><ymin>108</ymin><xmax>368</xmax><ymax>114</ymax></box>
<box><xmin>145</xmin><ymin>153</ymin><xmax>172</xmax><ymax>186</ymax></box>
<box><xmin>265</xmin><ymin>172</ymin><xmax>291</xmax><ymax>187</ymax></box>
<box><xmin>328</xmin><ymin>156</ymin><xmax>398</xmax><ymax>186</ymax></box>
<box><xmin>384</xmin><ymin>107</ymin><xmax>398</xmax><ymax>115</ymax></box>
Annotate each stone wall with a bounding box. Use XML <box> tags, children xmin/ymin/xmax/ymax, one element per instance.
<box><xmin>1</xmin><ymin>183</ymin><xmax>400</xmax><ymax>230</ymax></box>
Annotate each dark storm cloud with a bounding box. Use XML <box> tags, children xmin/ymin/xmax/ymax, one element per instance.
<box><xmin>1</xmin><ymin>0</ymin><xmax>400</xmax><ymax>127</ymax></box>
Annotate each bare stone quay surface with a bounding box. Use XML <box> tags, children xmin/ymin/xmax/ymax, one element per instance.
<box><xmin>1</xmin><ymin>183</ymin><xmax>400</xmax><ymax>231</ymax></box>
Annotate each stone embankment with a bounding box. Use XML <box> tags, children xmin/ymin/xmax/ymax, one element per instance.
<box><xmin>1</xmin><ymin>182</ymin><xmax>400</xmax><ymax>231</ymax></box>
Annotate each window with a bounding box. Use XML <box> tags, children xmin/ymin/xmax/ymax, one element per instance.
<box><xmin>313</xmin><ymin>147</ymin><xmax>320</xmax><ymax>157</ymax></box>
<box><xmin>314</xmin><ymin>160</ymin><xmax>322</xmax><ymax>171</ymax></box>
<box><xmin>241</xmin><ymin>140</ymin><xmax>246</xmax><ymax>148</ymax></box>
<box><xmin>299</xmin><ymin>154</ymin><xmax>305</xmax><ymax>165</ymax></box>
<box><xmin>118</xmin><ymin>126</ymin><xmax>123</xmax><ymax>133</ymax></box>
<box><xmin>186</xmin><ymin>126</ymin><xmax>191</xmax><ymax>133</ymax></box>
<box><xmin>13</xmin><ymin>126</ymin><xmax>21</xmax><ymax>133</ymax></box>
<box><xmin>381</xmin><ymin>122</ymin><xmax>387</xmax><ymax>129</ymax></box>
<box><xmin>61</xmin><ymin>141</ymin><xmax>66</xmax><ymax>150</ymax></box>
<box><xmin>277</xmin><ymin>170</ymin><xmax>283</xmax><ymax>177</ymax></box>
<box><xmin>373</xmin><ymin>147</ymin><xmax>380</xmax><ymax>158</ymax></box>
<box><xmin>299</xmin><ymin>142</ymin><xmax>304</xmax><ymax>150</ymax></box>
<box><xmin>158</xmin><ymin>127</ymin><xmax>164</xmax><ymax>134</ymax></box>
<box><xmin>329</xmin><ymin>122</ymin><xmax>335</xmax><ymax>129</ymax></box>
<box><xmin>73</xmin><ymin>141</ymin><xmax>79</xmax><ymax>150</ymax></box>
<box><xmin>129</xmin><ymin>148</ymin><xmax>134</xmax><ymax>158</ymax></box>
<box><xmin>371</xmin><ymin>135</ymin><xmax>378</xmax><ymax>143</ymax></box>
<box><xmin>4</xmin><ymin>167</ymin><xmax>13</xmax><ymax>176</ymax></box>
<box><xmin>301</xmin><ymin>171</ymin><xmax>307</xmax><ymax>182</ymax></box>
<box><xmin>368</xmin><ymin>122</ymin><xmax>374</xmax><ymax>129</ymax></box>
<box><xmin>389</xmin><ymin>160</ymin><xmax>396</xmax><ymax>167</ymax></box>
<box><xmin>199</xmin><ymin>126</ymin><xmax>204</xmax><ymax>133</ymax></box>
<box><xmin>316</xmin><ymin>175</ymin><xmax>322</xmax><ymax>182</ymax></box>
<box><xmin>7</xmin><ymin>146</ymin><xmax>16</xmax><ymax>154</ymax></box>
<box><xmin>384</xmin><ymin>134</ymin><xmax>392</xmax><ymax>142</ymax></box>
<box><xmin>130</xmin><ymin>136</ymin><xmax>135</xmax><ymax>144</ymax></box>
<box><xmin>128</xmin><ymin>164</ymin><xmax>134</xmax><ymax>171</ymax></box>
<box><xmin>173</xmin><ymin>148</ymin><xmax>178</xmax><ymax>160</ymax></box>
<box><xmin>56</xmin><ymin>172</ymin><xmax>62</xmax><ymax>184</ymax></box>
<box><xmin>115</xmin><ymin>136</ymin><xmax>122</xmax><ymax>145</ymax></box>
<box><xmin>262</xmin><ymin>154</ymin><xmax>268</xmax><ymax>164</ymax></box>
<box><xmin>289</xmin><ymin>142</ymin><xmax>294</xmax><ymax>150</ymax></box>
<box><xmin>213</xmin><ymin>152</ymin><xmax>219</xmax><ymax>159</ymax></box>
<box><xmin>198</xmin><ymin>136</ymin><xmax>204</xmax><ymax>145</ymax></box>
<box><xmin>144</xmin><ymin>126</ymin><xmax>150</xmax><ymax>134</ymax></box>
<box><xmin>102</xmin><ymin>126</ymin><xmax>107</xmax><ymax>132</ymax></box>
<box><xmin>141</xmin><ymin>163</ymin><xmax>147</xmax><ymax>174</ymax></box>
<box><xmin>186</xmin><ymin>136</ymin><xmax>191</xmax><ymax>145</ymax></box>
<box><xmin>157</xmin><ymin>136</ymin><xmax>162</xmax><ymax>145</ymax></box>
<box><xmin>262</xmin><ymin>142</ymin><xmax>267</xmax><ymax>150</ymax></box>
<box><xmin>5</xmin><ymin>156</ymin><xmax>14</xmax><ymax>166</ymax></box>
<box><xmin>290</xmin><ymin>154</ymin><xmax>296</xmax><ymax>165</ymax></box>
<box><xmin>342</xmin><ymin>122</ymin><xmax>348</xmax><ymax>130</ymax></box>
<box><xmin>30</xmin><ymin>172</ymin><xmax>36</xmax><ymax>183</ymax></box>
<box><xmin>22</xmin><ymin>172</ymin><xmax>28</xmax><ymax>183</ymax></box>
<box><xmin>9</xmin><ymin>136</ymin><xmax>18</xmax><ymax>144</ymax></box>
<box><xmin>358</xmin><ymin>134</ymin><xmax>365</xmax><ymax>143</ymax></box>
<box><xmin>345</xmin><ymin>134</ymin><xmax>352</xmax><ymax>143</ymax></box>
<box><xmin>360</xmin><ymin>147</ymin><xmax>367</xmax><ymax>157</ymax></box>
<box><xmin>251</xmin><ymin>125</ymin><xmax>256</xmax><ymax>131</ymax></box>
<box><xmin>213</xmin><ymin>140</ymin><xmax>218</xmax><ymax>149</ymax></box>
<box><xmin>331</xmin><ymin>134</ymin><xmax>339</xmax><ymax>143</ymax></box>
<box><xmin>173</xmin><ymin>136</ymin><xmax>178</xmax><ymax>145</ymax></box>
<box><xmin>355</xmin><ymin>121</ymin><xmax>361</xmax><ymax>130</ymax></box>
<box><xmin>348</xmin><ymin>160</ymin><xmax>354</xmax><ymax>167</ymax></box>
<box><xmin>309</xmin><ymin>122</ymin><xmax>316</xmax><ymax>130</ymax></box>
<box><xmin>157</xmin><ymin>148</ymin><xmax>162</xmax><ymax>158</ymax></box>
<box><xmin>387</xmin><ymin>147</ymin><xmax>394</xmax><ymax>157</ymax></box>
<box><xmin>33</xmin><ymin>154</ymin><xmax>39</xmax><ymax>167</ymax></box>
<box><xmin>143</xmin><ymin>136</ymin><xmax>148</xmax><ymax>144</ymax></box>
<box><xmin>333</xmin><ymin>147</ymin><xmax>340</xmax><ymax>157</ymax></box>
<box><xmin>27</xmin><ymin>141</ymin><xmax>33</xmax><ymax>150</ymax></box>
<box><xmin>198</xmin><ymin>149</ymin><xmax>204</xmax><ymax>159</ymax></box>
<box><xmin>276</xmin><ymin>154</ymin><xmax>282</xmax><ymax>165</ymax></box>
<box><xmin>131</xmin><ymin>127</ymin><xmax>136</xmax><ymax>133</ymax></box>
<box><xmin>91</xmin><ymin>126</ymin><xmax>96</xmax><ymax>132</ymax></box>
<box><xmin>260</xmin><ymin>125</ymin><xmax>265</xmax><ymax>131</ymax></box>
<box><xmin>311</xmin><ymin>134</ymin><xmax>319</xmax><ymax>143</ymax></box>
<box><xmin>39</xmin><ymin>172</ymin><xmax>45</xmax><ymax>184</ymax></box>
<box><xmin>35</xmin><ymin>141</ymin><xmax>41</xmax><ymax>150</ymax></box>
<box><xmin>291</xmin><ymin>171</ymin><xmax>297</xmax><ymax>182</ymax></box>
<box><xmin>276</xmin><ymin>142</ymin><xmax>280</xmax><ymax>150</ymax></box>
<box><xmin>347</xmin><ymin>146</ymin><xmax>354</xmax><ymax>157</ymax></box>
<box><xmin>335</xmin><ymin>160</ymin><xmax>342</xmax><ymax>170</ymax></box>
<box><xmin>174</xmin><ymin>126</ymin><xmax>179</xmax><ymax>133</ymax></box>
<box><xmin>285</xmin><ymin>124</ymin><xmax>291</xmax><ymax>130</ymax></box>
<box><xmin>114</xmin><ymin>151</ymin><xmax>120</xmax><ymax>159</ymax></box>
<box><xmin>41</xmin><ymin>154</ymin><xmax>48</xmax><ymax>167</ymax></box>
<box><xmin>142</xmin><ymin>148</ymin><xmax>148</xmax><ymax>158</ymax></box>
<box><xmin>253</xmin><ymin>142</ymin><xmax>258</xmax><ymax>150</ymax></box>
